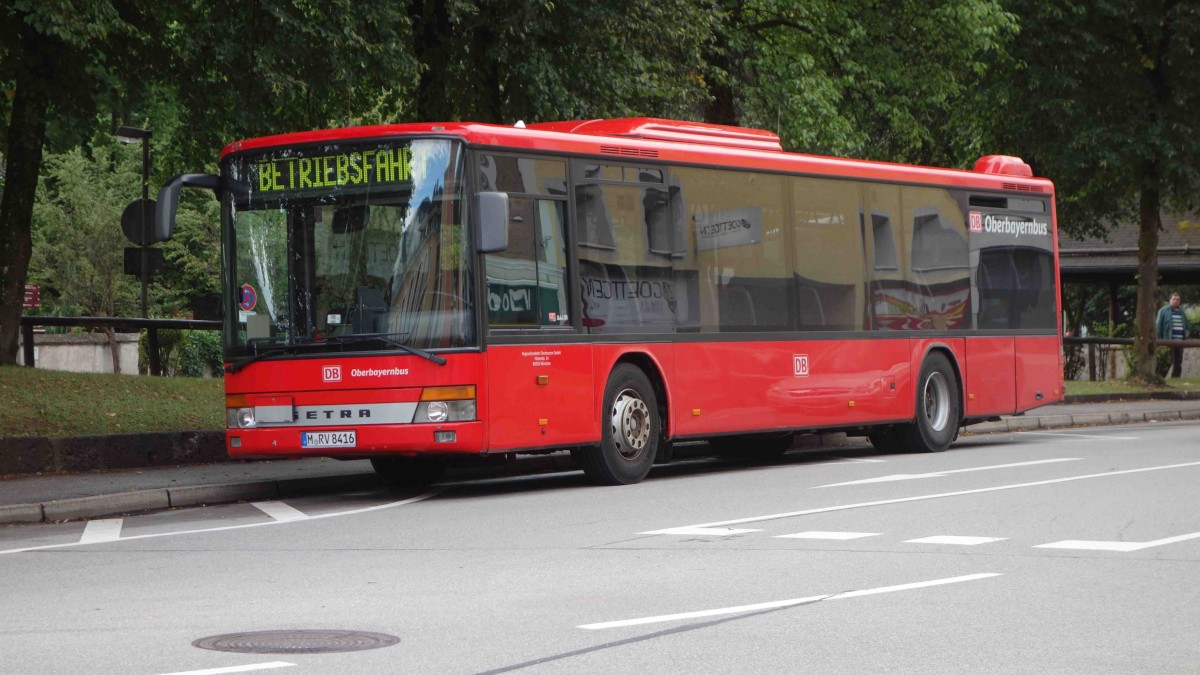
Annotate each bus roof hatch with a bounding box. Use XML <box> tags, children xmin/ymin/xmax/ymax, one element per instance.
<box><xmin>528</xmin><ymin>118</ymin><xmax>783</xmax><ymax>152</ymax></box>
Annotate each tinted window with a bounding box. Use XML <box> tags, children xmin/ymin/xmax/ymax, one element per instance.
<box><xmin>791</xmin><ymin>178</ymin><xmax>865</xmax><ymax>330</ymax></box>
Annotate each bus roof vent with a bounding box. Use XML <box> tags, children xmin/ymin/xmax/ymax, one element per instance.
<box><xmin>974</xmin><ymin>155</ymin><xmax>1033</xmax><ymax>177</ymax></box>
<box><xmin>529</xmin><ymin>118</ymin><xmax>783</xmax><ymax>152</ymax></box>
<box><xmin>1001</xmin><ymin>182</ymin><xmax>1044</xmax><ymax>193</ymax></box>
<box><xmin>600</xmin><ymin>145</ymin><xmax>660</xmax><ymax>158</ymax></box>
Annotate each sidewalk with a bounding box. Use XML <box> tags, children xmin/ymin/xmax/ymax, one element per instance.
<box><xmin>3</xmin><ymin>398</ymin><xmax>1198</xmax><ymax>524</ymax></box>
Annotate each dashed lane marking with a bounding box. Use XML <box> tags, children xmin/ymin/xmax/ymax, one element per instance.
<box><xmin>251</xmin><ymin>501</ymin><xmax>309</xmax><ymax>522</ymax></box>
<box><xmin>640</xmin><ymin>460</ymin><xmax>1200</xmax><ymax>535</ymax></box>
<box><xmin>0</xmin><ymin>488</ymin><xmax>443</xmax><ymax>556</ymax></box>
<box><xmin>1034</xmin><ymin>531</ymin><xmax>1200</xmax><ymax>552</ymax></box>
<box><xmin>815</xmin><ymin>457</ymin><xmax>1081</xmax><ymax>488</ymax></box>
<box><xmin>775</xmin><ymin>531</ymin><xmax>880</xmax><ymax>540</ymax></box>
<box><xmin>78</xmin><ymin>518</ymin><xmax>123</xmax><ymax>544</ymax></box>
<box><xmin>904</xmin><ymin>535</ymin><xmax>1007</xmax><ymax>546</ymax></box>
<box><xmin>577</xmin><ymin>573</ymin><xmax>1002</xmax><ymax>630</ymax></box>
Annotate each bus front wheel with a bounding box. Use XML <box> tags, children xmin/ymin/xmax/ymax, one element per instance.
<box><xmin>575</xmin><ymin>364</ymin><xmax>660</xmax><ymax>485</ymax></box>
<box><xmin>896</xmin><ymin>353</ymin><xmax>960</xmax><ymax>452</ymax></box>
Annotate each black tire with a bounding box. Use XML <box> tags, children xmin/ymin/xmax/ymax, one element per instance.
<box><xmin>896</xmin><ymin>352</ymin><xmax>960</xmax><ymax>452</ymax></box>
<box><xmin>575</xmin><ymin>364</ymin><xmax>660</xmax><ymax>485</ymax></box>
<box><xmin>371</xmin><ymin>456</ymin><xmax>447</xmax><ymax>488</ymax></box>
<box><xmin>709</xmin><ymin>433</ymin><xmax>793</xmax><ymax>461</ymax></box>
<box><xmin>867</xmin><ymin>427</ymin><xmax>906</xmax><ymax>453</ymax></box>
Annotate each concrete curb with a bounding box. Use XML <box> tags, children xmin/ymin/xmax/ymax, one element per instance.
<box><xmin>1</xmin><ymin>410</ymin><xmax>1194</xmax><ymax>525</ymax></box>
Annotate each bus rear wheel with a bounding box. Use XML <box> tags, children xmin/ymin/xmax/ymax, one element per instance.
<box><xmin>575</xmin><ymin>364</ymin><xmax>660</xmax><ymax>485</ymax></box>
<box><xmin>895</xmin><ymin>353</ymin><xmax>960</xmax><ymax>452</ymax></box>
<box><xmin>371</xmin><ymin>456</ymin><xmax>447</xmax><ymax>488</ymax></box>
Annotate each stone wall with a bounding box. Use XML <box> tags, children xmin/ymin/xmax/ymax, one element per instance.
<box><xmin>18</xmin><ymin>332</ymin><xmax>140</xmax><ymax>375</ymax></box>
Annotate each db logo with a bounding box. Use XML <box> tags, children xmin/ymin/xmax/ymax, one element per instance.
<box><xmin>793</xmin><ymin>354</ymin><xmax>809</xmax><ymax>377</ymax></box>
<box><xmin>969</xmin><ymin>211</ymin><xmax>983</xmax><ymax>233</ymax></box>
<box><xmin>322</xmin><ymin>366</ymin><xmax>342</xmax><ymax>382</ymax></box>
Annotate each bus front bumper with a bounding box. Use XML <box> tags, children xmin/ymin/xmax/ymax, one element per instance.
<box><xmin>226</xmin><ymin>421</ymin><xmax>486</xmax><ymax>459</ymax></box>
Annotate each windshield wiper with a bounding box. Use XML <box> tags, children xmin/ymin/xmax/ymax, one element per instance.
<box><xmin>328</xmin><ymin>333</ymin><xmax>447</xmax><ymax>365</ymax></box>
<box><xmin>225</xmin><ymin>332</ymin><xmax>446</xmax><ymax>374</ymax></box>
<box><xmin>224</xmin><ymin>340</ymin><xmax>330</xmax><ymax>374</ymax></box>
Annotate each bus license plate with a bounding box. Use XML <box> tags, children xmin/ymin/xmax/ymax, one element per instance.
<box><xmin>301</xmin><ymin>431</ymin><xmax>356</xmax><ymax>448</ymax></box>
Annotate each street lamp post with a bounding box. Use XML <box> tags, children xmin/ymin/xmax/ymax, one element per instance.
<box><xmin>116</xmin><ymin>125</ymin><xmax>152</xmax><ymax>318</ymax></box>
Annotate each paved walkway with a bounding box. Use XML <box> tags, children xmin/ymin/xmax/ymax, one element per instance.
<box><xmin>2</xmin><ymin>398</ymin><xmax>1197</xmax><ymax>524</ymax></box>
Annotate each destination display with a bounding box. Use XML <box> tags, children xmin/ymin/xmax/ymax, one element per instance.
<box><xmin>252</xmin><ymin>146</ymin><xmax>413</xmax><ymax>194</ymax></box>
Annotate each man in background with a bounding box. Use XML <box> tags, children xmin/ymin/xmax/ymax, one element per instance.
<box><xmin>1156</xmin><ymin>292</ymin><xmax>1191</xmax><ymax>378</ymax></box>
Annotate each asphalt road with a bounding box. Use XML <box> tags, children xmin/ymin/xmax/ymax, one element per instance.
<box><xmin>2</xmin><ymin>420</ymin><xmax>1198</xmax><ymax>674</ymax></box>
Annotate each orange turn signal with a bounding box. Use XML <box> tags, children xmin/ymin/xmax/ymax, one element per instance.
<box><xmin>420</xmin><ymin>385</ymin><xmax>476</xmax><ymax>401</ymax></box>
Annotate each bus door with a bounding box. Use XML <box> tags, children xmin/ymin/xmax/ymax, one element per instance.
<box><xmin>478</xmin><ymin>154</ymin><xmax>595</xmax><ymax>451</ymax></box>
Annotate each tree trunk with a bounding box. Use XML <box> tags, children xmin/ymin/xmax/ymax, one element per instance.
<box><xmin>1131</xmin><ymin>181</ymin><xmax>1162</xmax><ymax>383</ymax></box>
<box><xmin>0</xmin><ymin>26</ymin><xmax>54</xmax><ymax>366</ymax></box>
<box><xmin>104</xmin><ymin>327</ymin><xmax>122</xmax><ymax>375</ymax></box>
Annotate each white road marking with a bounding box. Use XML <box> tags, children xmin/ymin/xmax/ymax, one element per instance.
<box><xmin>1034</xmin><ymin>531</ymin><xmax>1200</xmax><ymax>552</ymax></box>
<box><xmin>640</xmin><ymin>460</ymin><xmax>1200</xmax><ymax>534</ymax></box>
<box><xmin>775</xmin><ymin>531</ymin><xmax>880</xmax><ymax>540</ymax></box>
<box><xmin>1023</xmin><ymin>432</ymin><xmax>1138</xmax><ymax>440</ymax></box>
<box><xmin>155</xmin><ymin>662</ymin><xmax>295</xmax><ymax>675</ymax></box>
<box><xmin>78</xmin><ymin>518</ymin><xmax>123</xmax><ymax>544</ymax></box>
<box><xmin>251</xmin><ymin>501</ymin><xmax>309</xmax><ymax>522</ymax></box>
<box><xmin>1</xmin><ymin>488</ymin><xmax>443</xmax><ymax>556</ymax></box>
<box><xmin>577</xmin><ymin>573</ymin><xmax>1002</xmax><ymax>629</ymax></box>
<box><xmin>904</xmin><ymin>535</ymin><xmax>1006</xmax><ymax>546</ymax></box>
<box><xmin>647</xmin><ymin>526</ymin><xmax>762</xmax><ymax>536</ymax></box>
<box><xmin>815</xmin><ymin>458</ymin><xmax>1081</xmax><ymax>488</ymax></box>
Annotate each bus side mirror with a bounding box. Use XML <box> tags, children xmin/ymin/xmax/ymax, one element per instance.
<box><xmin>156</xmin><ymin>173</ymin><xmax>220</xmax><ymax>242</ymax></box>
<box><xmin>476</xmin><ymin>191</ymin><xmax>509</xmax><ymax>253</ymax></box>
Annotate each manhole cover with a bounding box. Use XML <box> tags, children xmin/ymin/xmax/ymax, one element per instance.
<box><xmin>193</xmin><ymin>630</ymin><xmax>400</xmax><ymax>654</ymax></box>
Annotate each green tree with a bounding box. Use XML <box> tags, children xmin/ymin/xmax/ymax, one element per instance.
<box><xmin>408</xmin><ymin>0</ymin><xmax>714</xmax><ymax>124</ymax></box>
<box><xmin>980</xmin><ymin>0</ymin><xmax>1200</xmax><ymax>383</ymax></box>
<box><xmin>0</xmin><ymin>0</ymin><xmax>155</xmax><ymax>365</ymax></box>
<box><xmin>699</xmin><ymin>0</ymin><xmax>1016</xmax><ymax>164</ymax></box>
<box><xmin>29</xmin><ymin>137</ymin><xmax>142</xmax><ymax>318</ymax></box>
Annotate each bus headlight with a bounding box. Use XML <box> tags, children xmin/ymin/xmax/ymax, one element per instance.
<box><xmin>414</xmin><ymin>386</ymin><xmax>476</xmax><ymax>422</ymax></box>
<box><xmin>227</xmin><ymin>407</ymin><xmax>257</xmax><ymax>429</ymax></box>
<box><xmin>426</xmin><ymin>401</ymin><xmax>449</xmax><ymax>422</ymax></box>
<box><xmin>414</xmin><ymin>399</ymin><xmax>476</xmax><ymax>423</ymax></box>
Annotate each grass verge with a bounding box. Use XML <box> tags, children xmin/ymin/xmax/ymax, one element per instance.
<box><xmin>1065</xmin><ymin>377</ymin><xmax>1200</xmax><ymax>397</ymax></box>
<box><xmin>0</xmin><ymin>366</ymin><xmax>223</xmax><ymax>437</ymax></box>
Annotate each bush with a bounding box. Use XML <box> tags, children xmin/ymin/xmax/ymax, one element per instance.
<box><xmin>179</xmin><ymin>330</ymin><xmax>224</xmax><ymax>378</ymax></box>
<box><xmin>138</xmin><ymin>328</ymin><xmax>222</xmax><ymax>377</ymax></box>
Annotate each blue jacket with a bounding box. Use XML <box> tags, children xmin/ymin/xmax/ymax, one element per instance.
<box><xmin>1156</xmin><ymin>304</ymin><xmax>1191</xmax><ymax>340</ymax></box>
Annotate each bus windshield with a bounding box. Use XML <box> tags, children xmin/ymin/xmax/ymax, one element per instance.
<box><xmin>221</xmin><ymin>138</ymin><xmax>473</xmax><ymax>356</ymax></box>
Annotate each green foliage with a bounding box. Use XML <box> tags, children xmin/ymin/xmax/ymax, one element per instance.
<box><xmin>178</xmin><ymin>330</ymin><xmax>223</xmax><ymax>378</ymax></box>
<box><xmin>28</xmin><ymin>134</ymin><xmax>142</xmax><ymax>318</ymax></box>
<box><xmin>979</xmin><ymin>0</ymin><xmax>1200</xmax><ymax>239</ymax></box>
<box><xmin>703</xmin><ymin>0</ymin><xmax>1017</xmax><ymax>165</ymax></box>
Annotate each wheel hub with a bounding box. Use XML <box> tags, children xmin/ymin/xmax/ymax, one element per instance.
<box><xmin>923</xmin><ymin>372</ymin><xmax>950</xmax><ymax>432</ymax></box>
<box><xmin>610</xmin><ymin>389</ymin><xmax>650</xmax><ymax>459</ymax></box>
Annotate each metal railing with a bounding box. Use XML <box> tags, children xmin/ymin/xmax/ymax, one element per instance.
<box><xmin>20</xmin><ymin>316</ymin><xmax>221</xmax><ymax>376</ymax></box>
<box><xmin>1063</xmin><ymin>336</ymin><xmax>1200</xmax><ymax>381</ymax></box>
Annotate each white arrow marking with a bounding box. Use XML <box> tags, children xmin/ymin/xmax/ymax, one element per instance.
<box><xmin>1034</xmin><ymin>531</ymin><xmax>1200</xmax><ymax>552</ymax></box>
<box><xmin>815</xmin><ymin>457</ymin><xmax>1081</xmax><ymax>488</ymax></box>
<box><xmin>577</xmin><ymin>573</ymin><xmax>1002</xmax><ymax>629</ymax></box>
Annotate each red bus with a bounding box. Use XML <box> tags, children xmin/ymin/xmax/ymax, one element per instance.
<box><xmin>157</xmin><ymin>118</ymin><xmax>1062</xmax><ymax>486</ymax></box>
